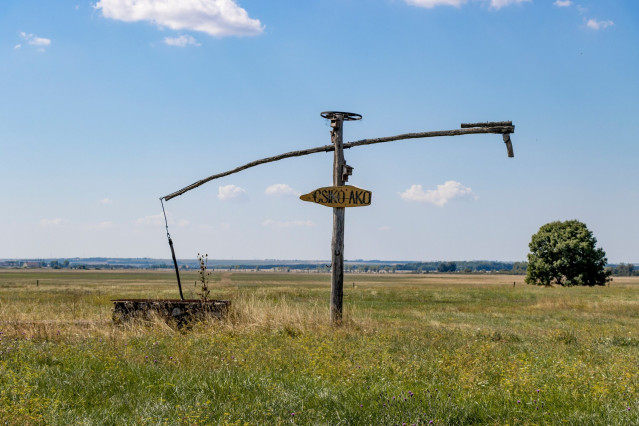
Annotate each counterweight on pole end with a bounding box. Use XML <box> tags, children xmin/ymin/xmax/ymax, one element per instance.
<box><xmin>461</xmin><ymin>121</ymin><xmax>515</xmax><ymax>158</ymax></box>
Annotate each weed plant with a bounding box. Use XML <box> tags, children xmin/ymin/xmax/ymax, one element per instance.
<box><xmin>197</xmin><ymin>253</ymin><xmax>211</xmax><ymax>302</ymax></box>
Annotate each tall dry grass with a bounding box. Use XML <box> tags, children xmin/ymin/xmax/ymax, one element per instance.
<box><xmin>0</xmin><ymin>286</ymin><xmax>372</xmax><ymax>341</ymax></box>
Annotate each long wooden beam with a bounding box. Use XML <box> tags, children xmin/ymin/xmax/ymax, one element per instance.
<box><xmin>343</xmin><ymin>125</ymin><xmax>513</xmax><ymax>150</ymax></box>
<box><xmin>162</xmin><ymin>124</ymin><xmax>514</xmax><ymax>201</ymax></box>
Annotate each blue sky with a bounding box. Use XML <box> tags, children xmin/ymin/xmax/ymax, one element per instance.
<box><xmin>1</xmin><ymin>0</ymin><xmax>638</xmax><ymax>262</ymax></box>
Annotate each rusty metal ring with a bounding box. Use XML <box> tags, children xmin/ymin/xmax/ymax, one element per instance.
<box><xmin>321</xmin><ymin>111</ymin><xmax>362</xmax><ymax>121</ymax></box>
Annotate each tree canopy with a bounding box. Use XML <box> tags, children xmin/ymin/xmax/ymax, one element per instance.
<box><xmin>612</xmin><ymin>263</ymin><xmax>635</xmax><ymax>277</ymax></box>
<box><xmin>437</xmin><ymin>262</ymin><xmax>457</xmax><ymax>273</ymax></box>
<box><xmin>525</xmin><ymin>220</ymin><xmax>611</xmax><ymax>287</ymax></box>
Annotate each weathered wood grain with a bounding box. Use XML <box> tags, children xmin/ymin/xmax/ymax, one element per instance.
<box><xmin>299</xmin><ymin>185</ymin><xmax>372</xmax><ymax>208</ymax></box>
<box><xmin>331</xmin><ymin>116</ymin><xmax>345</xmax><ymax>324</ymax></box>
<box><xmin>461</xmin><ymin>121</ymin><xmax>512</xmax><ymax>128</ymax></box>
<box><xmin>162</xmin><ymin>124</ymin><xmax>514</xmax><ymax>201</ymax></box>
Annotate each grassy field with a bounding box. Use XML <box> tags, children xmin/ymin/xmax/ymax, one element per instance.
<box><xmin>1</xmin><ymin>270</ymin><xmax>639</xmax><ymax>425</ymax></box>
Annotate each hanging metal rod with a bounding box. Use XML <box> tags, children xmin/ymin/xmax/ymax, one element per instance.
<box><xmin>162</xmin><ymin>123</ymin><xmax>514</xmax><ymax>201</ymax></box>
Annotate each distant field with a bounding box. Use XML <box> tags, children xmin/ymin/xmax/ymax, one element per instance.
<box><xmin>1</xmin><ymin>270</ymin><xmax>639</xmax><ymax>424</ymax></box>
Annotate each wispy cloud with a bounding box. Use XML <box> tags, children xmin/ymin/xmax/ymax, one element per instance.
<box><xmin>400</xmin><ymin>181</ymin><xmax>476</xmax><ymax>206</ymax></box>
<box><xmin>99</xmin><ymin>198</ymin><xmax>112</xmax><ymax>205</ymax></box>
<box><xmin>135</xmin><ymin>213</ymin><xmax>165</xmax><ymax>227</ymax></box>
<box><xmin>405</xmin><ymin>0</ymin><xmax>466</xmax><ymax>8</ymax></box>
<box><xmin>265</xmin><ymin>184</ymin><xmax>300</xmax><ymax>197</ymax></box>
<box><xmin>163</xmin><ymin>34</ymin><xmax>200</xmax><ymax>47</ymax></box>
<box><xmin>95</xmin><ymin>0</ymin><xmax>264</xmax><ymax>37</ymax></box>
<box><xmin>87</xmin><ymin>221</ymin><xmax>115</xmax><ymax>230</ymax></box>
<box><xmin>553</xmin><ymin>2</ymin><xmax>612</xmax><ymax>30</ymax></box>
<box><xmin>20</xmin><ymin>32</ymin><xmax>51</xmax><ymax>46</ymax></box>
<box><xmin>40</xmin><ymin>218</ymin><xmax>65</xmax><ymax>226</ymax></box>
<box><xmin>405</xmin><ymin>0</ymin><xmax>530</xmax><ymax>9</ymax></box>
<box><xmin>218</xmin><ymin>184</ymin><xmax>247</xmax><ymax>201</ymax></box>
<box><xmin>379</xmin><ymin>225</ymin><xmax>391</xmax><ymax>232</ymax></box>
<box><xmin>262</xmin><ymin>219</ymin><xmax>315</xmax><ymax>229</ymax></box>
<box><xmin>18</xmin><ymin>32</ymin><xmax>51</xmax><ymax>51</ymax></box>
<box><xmin>135</xmin><ymin>213</ymin><xmax>190</xmax><ymax>228</ymax></box>
<box><xmin>200</xmin><ymin>222</ymin><xmax>231</xmax><ymax>231</ymax></box>
<box><xmin>553</xmin><ymin>0</ymin><xmax>572</xmax><ymax>7</ymax></box>
<box><xmin>586</xmin><ymin>18</ymin><xmax>614</xmax><ymax>30</ymax></box>
<box><xmin>489</xmin><ymin>0</ymin><xmax>530</xmax><ymax>10</ymax></box>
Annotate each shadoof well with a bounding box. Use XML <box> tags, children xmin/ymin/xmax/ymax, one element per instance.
<box><xmin>113</xmin><ymin>112</ymin><xmax>515</xmax><ymax>325</ymax></box>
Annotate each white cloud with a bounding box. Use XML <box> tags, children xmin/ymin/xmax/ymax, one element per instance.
<box><xmin>88</xmin><ymin>221</ymin><xmax>115</xmax><ymax>230</ymax></box>
<box><xmin>14</xmin><ymin>44</ymin><xmax>21</xmax><ymax>49</ymax></box>
<box><xmin>40</xmin><ymin>218</ymin><xmax>65</xmax><ymax>226</ymax></box>
<box><xmin>99</xmin><ymin>198</ymin><xmax>112</xmax><ymax>204</ymax></box>
<box><xmin>379</xmin><ymin>225</ymin><xmax>391</xmax><ymax>232</ymax></box>
<box><xmin>200</xmin><ymin>222</ymin><xmax>230</xmax><ymax>231</ymax></box>
<box><xmin>400</xmin><ymin>181</ymin><xmax>476</xmax><ymax>206</ymax></box>
<box><xmin>406</xmin><ymin>0</ymin><xmax>531</xmax><ymax>9</ymax></box>
<box><xmin>136</xmin><ymin>213</ymin><xmax>190</xmax><ymax>228</ymax></box>
<box><xmin>136</xmin><ymin>213</ymin><xmax>165</xmax><ymax>227</ymax></box>
<box><xmin>94</xmin><ymin>0</ymin><xmax>264</xmax><ymax>37</ymax></box>
<box><xmin>164</xmin><ymin>34</ymin><xmax>200</xmax><ymax>47</ymax></box>
<box><xmin>265</xmin><ymin>184</ymin><xmax>300</xmax><ymax>197</ymax></box>
<box><xmin>586</xmin><ymin>18</ymin><xmax>614</xmax><ymax>30</ymax></box>
<box><xmin>489</xmin><ymin>0</ymin><xmax>530</xmax><ymax>10</ymax></box>
<box><xmin>405</xmin><ymin>0</ymin><xmax>466</xmax><ymax>8</ymax></box>
<box><xmin>553</xmin><ymin>0</ymin><xmax>572</xmax><ymax>7</ymax></box>
<box><xmin>262</xmin><ymin>219</ymin><xmax>315</xmax><ymax>229</ymax></box>
<box><xmin>20</xmin><ymin>32</ymin><xmax>51</xmax><ymax>47</ymax></box>
<box><xmin>218</xmin><ymin>184</ymin><xmax>247</xmax><ymax>201</ymax></box>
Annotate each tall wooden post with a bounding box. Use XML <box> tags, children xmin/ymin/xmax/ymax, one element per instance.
<box><xmin>330</xmin><ymin>114</ymin><xmax>345</xmax><ymax>324</ymax></box>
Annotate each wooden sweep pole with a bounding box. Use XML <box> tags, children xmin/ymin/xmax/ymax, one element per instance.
<box><xmin>161</xmin><ymin>124</ymin><xmax>514</xmax><ymax>201</ymax></box>
<box><xmin>330</xmin><ymin>115</ymin><xmax>346</xmax><ymax>324</ymax></box>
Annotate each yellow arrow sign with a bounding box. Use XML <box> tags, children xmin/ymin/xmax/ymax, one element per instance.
<box><xmin>300</xmin><ymin>185</ymin><xmax>372</xmax><ymax>208</ymax></box>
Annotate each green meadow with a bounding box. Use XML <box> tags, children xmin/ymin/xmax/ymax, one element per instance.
<box><xmin>1</xmin><ymin>270</ymin><xmax>638</xmax><ymax>425</ymax></box>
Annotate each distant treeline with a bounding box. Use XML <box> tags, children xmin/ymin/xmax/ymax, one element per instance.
<box><xmin>1</xmin><ymin>258</ymin><xmax>636</xmax><ymax>276</ymax></box>
<box><xmin>610</xmin><ymin>263</ymin><xmax>636</xmax><ymax>276</ymax></box>
<box><xmin>391</xmin><ymin>261</ymin><xmax>529</xmax><ymax>274</ymax></box>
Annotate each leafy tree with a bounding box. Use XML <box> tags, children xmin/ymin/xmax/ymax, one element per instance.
<box><xmin>437</xmin><ymin>262</ymin><xmax>457</xmax><ymax>273</ymax></box>
<box><xmin>511</xmin><ymin>262</ymin><xmax>528</xmax><ymax>275</ymax></box>
<box><xmin>613</xmin><ymin>263</ymin><xmax>635</xmax><ymax>277</ymax></box>
<box><xmin>525</xmin><ymin>220</ymin><xmax>611</xmax><ymax>286</ymax></box>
